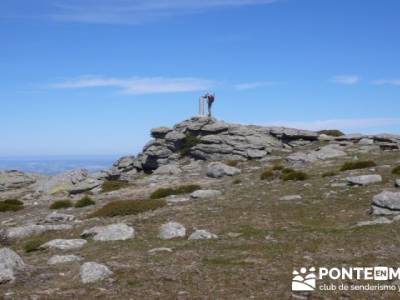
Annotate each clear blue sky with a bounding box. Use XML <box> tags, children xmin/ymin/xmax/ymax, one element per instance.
<box><xmin>1</xmin><ymin>0</ymin><xmax>399</xmax><ymax>156</ymax></box>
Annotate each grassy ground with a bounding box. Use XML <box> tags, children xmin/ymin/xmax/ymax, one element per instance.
<box><xmin>2</xmin><ymin>150</ymin><xmax>400</xmax><ymax>299</ymax></box>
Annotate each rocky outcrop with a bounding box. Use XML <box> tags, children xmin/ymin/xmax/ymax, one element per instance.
<box><xmin>111</xmin><ymin>117</ymin><xmax>322</xmax><ymax>177</ymax></box>
<box><xmin>35</xmin><ymin>169</ymin><xmax>102</xmax><ymax>195</ymax></box>
<box><xmin>0</xmin><ymin>170</ymin><xmax>40</xmax><ymax>192</ymax></box>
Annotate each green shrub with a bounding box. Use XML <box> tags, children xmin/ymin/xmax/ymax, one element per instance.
<box><xmin>233</xmin><ymin>178</ymin><xmax>242</xmax><ymax>185</ymax></box>
<box><xmin>0</xmin><ymin>199</ymin><xmax>24</xmax><ymax>212</ymax></box>
<box><xmin>280</xmin><ymin>170</ymin><xmax>309</xmax><ymax>181</ymax></box>
<box><xmin>340</xmin><ymin>161</ymin><xmax>376</xmax><ymax>171</ymax></box>
<box><xmin>322</xmin><ymin>171</ymin><xmax>338</xmax><ymax>178</ymax></box>
<box><xmin>272</xmin><ymin>165</ymin><xmax>284</xmax><ymax>171</ymax></box>
<box><xmin>260</xmin><ymin>169</ymin><xmax>275</xmax><ymax>180</ymax></box>
<box><xmin>23</xmin><ymin>237</ymin><xmax>47</xmax><ymax>253</ymax></box>
<box><xmin>88</xmin><ymin>199</ymin><xmax>166</xmax><ymax>218</ymax></box>
<box><xmin>49</xmin><ymin>200</ymin><xmax>73</xmax><ymax>210</ymax></box>
<box><xmin>318</xmin><ymin>130</ymin><xmax>345</xmax><ymax>137</ymax></box>
<box><xmin>392</xmin><ymin>166</ymin><xmax>400</xmax><ymax>176</ymax></box>
<box><xmin>101</xmin><ymin>180</ymin><xmax>130</xmax><ymax>193</ymax></box>
<box><xmin>150</xmin><ymin>184</ymin><xmax>201</xmax><ymax>199</ymax></box>
<box><xmin>75</xmin><ymin>195</ymin><xmax>95</xmax><ymax>208</ymax></box>
<box><xmin>179</xmin><ymin>133</ymin><xmax>201</xmax><ymax>156</ymax></box>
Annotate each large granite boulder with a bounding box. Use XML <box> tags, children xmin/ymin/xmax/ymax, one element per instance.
<box><xmin>371</xmin><ymin>191</ymin><xmax>400</xmax><ymax>215</ymax></box>
<box><xmin>0</xmin><ymin>248</ymin><xmax>25</xmax><ymax>284</ymax></box>
<box><xmin>207</xmin><ymin>162</ymin><xmax>241</xmax><ymax>178</ymax></box>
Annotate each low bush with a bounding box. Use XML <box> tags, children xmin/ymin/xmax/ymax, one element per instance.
<box><xmin>280</xmin><ymin>170</ymin><xmax>309</xmax><ymax>181</ymax></box>
<box><xmin>392</xmin><ymin>166</ymin><xmax>400</xmax><ymax>176</ymax></box>
<box><xmin>150</xmin><ymin>184</ymin><xmax>201</xmax><ymax>199</ymax></box>
<box><xmin>318</xmin><ymin>130</ymin><xmax>345</xmax><ymax>137</ymax></box>
<box><xmin>88</xmin><ymin>199</ymin><xmax>166</xmax><ymax>218</ymax></box>
<box><xmin>23</xmin><ymin>237</ymin><xmax>47</xmax><ymax>253</ymax></box>
<box><xmin>49</xmin><ymin>200</ymin><xmax>73</xmax><ymax>210</ymax></box>
<box><xmin>260</xmin><ymin>169</ymin><xmax>275</xmax><ymax>180</ymax></box>
<box><xmin>101</xmin><ymin>180</ymin><xmax>130</xmax><ymax>193</ymax></box>
<box><xmin>75</xmin><ymin>195</ymin><xmax>95</xmax><ymax>208</ymax></box>
<box><xmin>179</xmin><ymin>133</ymin><xmax>201</xmax><ymax>157</ymax></box>
<box><xmin>322</xmin><ymin>171</ymin><xmax>338</xmax><ymax>178</ymax></box>
<box><xmin>272</xmin><ymin>165</ymin><xmax>284</xmax><ymax>171</ymax></box>
<box><xmin>0</xmin><ymin>199</ymin><xmax>24</xmax><ymax>212</ymax></box>
<box><xmin>340</xmin><ymin>161</ymin><xmax>376</xmax><ymax>171</ymax></box>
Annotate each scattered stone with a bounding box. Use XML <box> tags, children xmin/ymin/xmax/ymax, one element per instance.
<box><xmin>44</xmin><ymin>212</ymin><xmax>75</xmax><ymax>223</ymax></box>
<box><xmin>0</xmin><ymin>248</ymin><xmax>25</xmax><ymax>284</ymax></box>
<box><xmin>5</xmin><ymin>224</ymin><xmax>73</xmax><ymax>240</ymax></box>
<box><xmin>148</xmin><ymin>248</ymin><xmax>173</xmax><ymax>255</ymax></box>
<box><xmin>346</xmin><ymin>175</ymin><xmax>382</xmax><ymax>186</ymax></box>
<box><xmin>190</xmin><ymin>190</ymin><xmax>222</xmax><ymax>199</ymax></box>
<box><xmin>159</xmin><ymin>222</ymin><xmax>186</xmax><ymax>240</ymax></box>
<box><xmin>166</xmin><ymin>196</ymin><xmax>191</xmax><ymax>204</ymax></box>
<box><xmin>80</xmin><ymin>262</ymin><xmax>113</xmax><ymax>284</ymax></box>
<box><xmin>188</xmin><ymin>230</ymin><xmax>218</xmax><ymax>240</ymax></box>
<box><xmin>331</xmin><ymin>183</ymin><xmax>348</xmax><ymax>188</ymax></box>
<box><xmin>40</xmin><ymin>239</ymin><xmax>87</xmax><ymax>250</ymax></box>
<box><xmin>371</xmin><ymin>191</ymin><xmax>400</xmax><ymax>215</ymax></box>
<box><xmin>206</xmin><ymin>162</ymin><xmax>241</xmax><ymax>178</ymax></box>
<box><xmin>355</xmin><ymin>217</ymin><xmax>392</xmax><ymax>227</ymax></box>
<box><xmin>279</xmin><ymin>195</ymin><xmax>303</xmax><ymax>201</ymax></box>
<box><xmin>396</xmin><ymin>180</ymin><xmax>400</xmax><ymax>188</ymax></box>
<box><xmin>81</xmin><ymin>223</ymin><xmax>134</xmax><ymax>241</ymax></box>
<box><xmin>48</xmin><ymin>255</ymin><xmax>82</xmax><ymax>265</ymax></box>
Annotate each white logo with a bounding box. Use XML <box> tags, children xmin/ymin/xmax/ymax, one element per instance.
<box><xmin>292</xmin><ymin>267</ymin><xmax>317</xmax><ymax>291</ymax></box>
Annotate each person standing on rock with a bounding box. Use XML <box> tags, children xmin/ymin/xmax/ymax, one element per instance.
<box><xmin>205</xmin><ymin>92</ymin><xmax>215</xmax><ymax>117</ymax></box>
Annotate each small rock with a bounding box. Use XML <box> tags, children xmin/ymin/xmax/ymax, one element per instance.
<box><xmin>166</xmin><ymin>196</ymin><xmax>191</xmax><ymax>204</ymax></box>
<box><xmin>148</xmin><ymin>248</ymin><xmax>173</xmax><ymax>254</ymax></box>
<box><xmin>346</xmin><ymin>175</ymin><xmax>382</xmax><ymax>186</ymax></box>
<box><xmin>206</xmin><ymin>162</ymin><xmax>241</xmax><ymax>178</ymax></box>
<box><xmin>396</xmin><ymin>180</ymin><xmax>400</xmax><ymax>188</ymax></box>
<box><xmin>358</xmin><ymin>138</ymin><xmax>374</xmax><ymax>145</ymax></box>
<box><xmin>279</xmin><ymin>195</ymin><xmax>302</xmax><ymax>201</ymax></box>
<box><xmin>80</xmin><ymin>262</ymin><xmax>113</xmax><ymax>284</ymax></box>
<box><xmin>5</xmin><ymin>224</ymin><xmax>72</xmax><ymax>240</ymax></box>
<box><xmin>153</xmin><ymin>164</ymin><xmax>182</xmax><ymax>175</ymax></box>
<box><xmin>355</xmin><ymin>217</ymin><xmax>392</xmax><ymax>227</ymax></box>
<box><xmin>188</xmin><ymin>230</ymin><xmax>218</xmax><ymax>240</ymax></box>
<box><xmin>44</xmin><ymin>212</ymin><xmax>75</xmax><ymax>223</ymax></box>
<box><xmin>159</xmin><ymin>222</ymin><xmax>186</xmax><ymax>240</ymax></box>
<box><xmin>48</xmin><ymin>255</ymin><xmax>82</xmax><ymax>265</ymax></box>
<box><xmin>40</xmin><ymin>239</ymin><xmax>87</xmax><ymax>250</ymax></box>
<box><xmin>190</xmin><ymin>190</ymin><xmax>222</xmax><ymax>199</ymax></box>
<box><xmin>81</xmin><ymin>223</ymin><xmax>134</xmax><ymax>241</ymax></box>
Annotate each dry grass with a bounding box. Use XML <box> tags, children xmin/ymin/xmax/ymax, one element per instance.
<box><xmin>340</xmin><ymin>160</ymin><xmax>376</xmax><ymax>171</ymax></box>
<box><xmin>49</xmin><ymin>200</ymin><xmax>73</xmax><ymax>209</ymax></box>
<box><xmin>88</xmin><ymin>199</ymin><xmax>166</xmax><ymax>218</ymax></box>
<box><xmin>150</xmin><ymin>184</ymin><xmax>201</xmax><ymax>199</ymax></box>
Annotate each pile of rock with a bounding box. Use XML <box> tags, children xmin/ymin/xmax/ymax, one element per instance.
<box><xmin>111</xmin><ymin>116</ymin><xmax>321</xmax><ymax>177</ymax></box>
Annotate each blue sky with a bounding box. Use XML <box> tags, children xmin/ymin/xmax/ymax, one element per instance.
<box><xmin>1</xmin><ymin>0</ymin><xmax>400</xmax><ymax>156</ymax></box>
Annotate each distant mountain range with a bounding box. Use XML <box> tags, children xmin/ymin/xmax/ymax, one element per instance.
<box><xmin>0</xmin><ymin>155</ymin><xmax>122</xmax><ymax>175</ymax></box>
